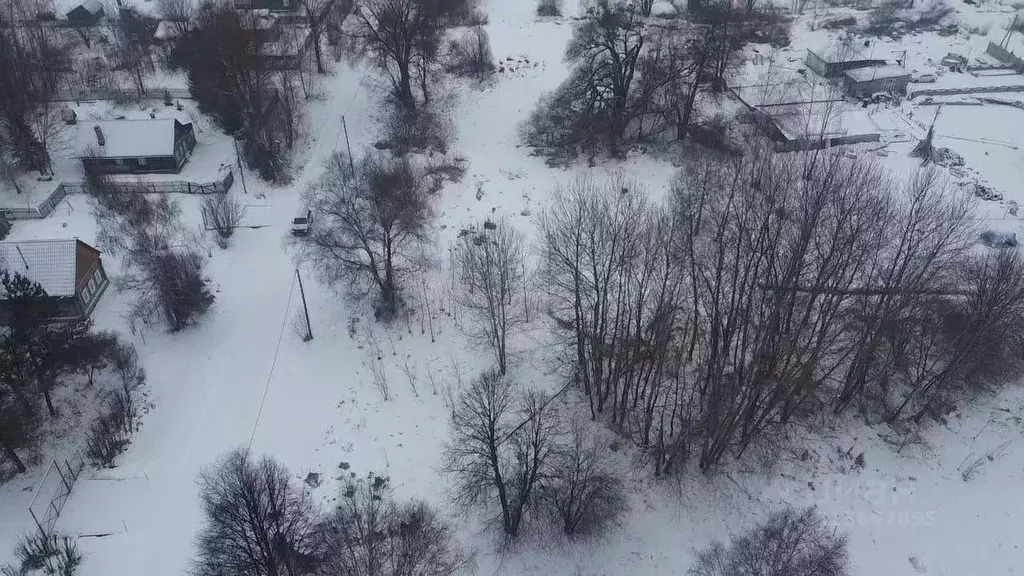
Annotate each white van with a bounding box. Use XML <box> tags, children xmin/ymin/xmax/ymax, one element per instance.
<box><xmin>291</xmin><ymin>208</ymin><xmax>312</xmax><ymax>235</ymax></box>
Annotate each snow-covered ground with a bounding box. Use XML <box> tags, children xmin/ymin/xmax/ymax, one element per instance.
<box><xmin>3</xmin><ymin>0</ymin><xmax>1024</xmax><ymax>574</ymax></box>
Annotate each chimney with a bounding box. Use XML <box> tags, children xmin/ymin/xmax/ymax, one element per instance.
<box><xmin>93</xmin><ymin>124</ymin><xmax>105</xmax><ymax>147</ymax></box>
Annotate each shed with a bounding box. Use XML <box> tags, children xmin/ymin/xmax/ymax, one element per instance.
<box><xmin>0</xmin><ymin>239</ymin><xmax>109</xmax><ymax>323</ymax></box>
<box><xmin>843</xmin><ymin>65</ymin><xmax>911</xmax><ymax>98</ymax></box>
<box><xmin>75</xmin><ymin>118</ymin><xmax>196</xmax><ymax>174</ymax></box>
<box><xmin>805</xmin><ymin>45</ymin><xmax>889</xmax><ymax>78</ymax></box>
<box><xmin>66</xmin><ymin>0</ymin><xmax>105</xmax><ymax>23</ymax></box>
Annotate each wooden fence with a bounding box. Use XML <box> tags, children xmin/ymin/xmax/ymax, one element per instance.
<box><xmin>49</xmin><ymin>87</ymin><xmax>193</xmax><ymax>103</ymax></box>
<box><xmin>2</xmin><ymin>170</ymin><xmax>234</xmax><ymax>220</ymax></box>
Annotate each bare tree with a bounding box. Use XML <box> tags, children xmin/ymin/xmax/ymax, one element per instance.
<box><xmin>690</xmin><ymin>507</ymin><xmax>849</xmax><ymax>576</ymax></box>
<box><xmin>541</xmin><ymin>418</ymin><xmax>627</xmax><ymax>537</ymax></box>
<box><xmin>193</xmin><ymin>449</ymin><xmax>320</xmax><ymax>576</ymax></box>
<box><xmin>299</xmin><ymin>0</ymin><xmax>338</xmax><ymax>74</ymax></box>
<box><xmin>0</xmin><ymin>142</ymin><xmax>24</xmax><ymax>195</ymax></box>
<box><xmin>443</xmin><ymin>370</ymin><xmax>558</xmax><ymax>541</ymax></box>
<box><xmin>317</xmin><ymin>473</ymin><xmax>474</xmax><ymax>576</ymax></box>
<box><xmin>92</xmin><ymin>190</ymin><xmax>214</xmax><ymax>332</ymax></box>
<box><xmin>456</xmin><ymin>218</ymin><xmax>526</xmax><ymax>375</ymax></box>
<box><xmin>445</xmin><ymin>26</ymin><xmax>494</xmax><ymax>79</ymax></box>
<box><xmin>349</xmin><ymin>0</ymin><xmax>442</xmax><ymax>110</ymax></box>
<box><xmin>0</xmin><ymin>387</ymin><xmax>36</xmax><ymax>474</ymax></box>
<box><xmin>203</xmin><ymin>193</ymin><xmax>248</xmax><ymax>245</ymax></box>
<box><xmin>156</xmin><ymin>0</ymin><xmax>194</xmax><ymax>38</ymax></box>
<box><xmin>121</xmin><ymin>250</ymin><xmax>215</xmax><ymax>332</ymax></box>
<box><xmin>563</xmin><ymin>0</ymin><xmax>645</xmax><ymax>152</ymax></box>
<box><xmin>302</xmin><ymin>152</ymin><xmax>432</xmax><ymax>321</ymax></box>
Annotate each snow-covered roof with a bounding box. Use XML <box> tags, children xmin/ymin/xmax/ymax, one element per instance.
<box><xmin>70</xmin><ymin>0</ymin><xmax>104</xmax><ymax>15</ymax></box>
<box><xmin>155</xmin><ymin>21</ymin><xmax>182</xmax><ymax>40</ymax></box>
<box><xmin>0</xmin><ymin>239</ymin><xmax>79</xmax><ymax>297</ymax></box>
<box><xmin>845</xmin><ymin>65</ymin><xmax>911</xmax><ymax>82</ymax></box>
<box><xmin>75</xmin><ymin>119</ymin><xmax>180</xmax><ymax>159</ymax></box>
<box><xmin>810</xmin><ymin>42</ymin><xmax>891</xmax><ymax>63</ymax></box>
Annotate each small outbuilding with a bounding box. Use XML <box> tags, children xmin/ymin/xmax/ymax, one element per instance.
<box><xmin>65</xmin><ymin>0</ymin><xmax>105</xmax><ymax>24</ymax></box>
<box><xmin>843</xmin><ymin>65</ymin><xmax>911</xmax><ymax>98</ymax></box>
<box><xmin>0</xmin><ymin>239</ymin><xmax>109</xmax><ymax>324</ymax></box>
<box><xmin>805</xmin><ymin>45</ymin><xmax>889</xmax><ymax>78</ymax></box>
<box><xmin>75</xmin><ymin>118</ymin><xmax>197</xmax><ymax>174</ymax></box>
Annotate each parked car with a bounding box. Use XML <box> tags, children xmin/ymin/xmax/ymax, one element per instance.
<box><xmin>291</xmin><ymin>208</ymin><xmax>312</xmax><ymax>235</ymax></box>
<box><xmin>912</xmin><ymin>73</ymin><xmax>938</xmax><ymax>83</ymax></box>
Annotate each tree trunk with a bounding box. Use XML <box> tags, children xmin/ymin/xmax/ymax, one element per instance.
<box><xmin>42</xmin><ymin>385</ymin><xmax>57</xmax><ymax>417</ymax></box>
<box><xmin>1</xmin><ymin>442</ymin><xmax>26</xmax><ymax>473</ymax></box>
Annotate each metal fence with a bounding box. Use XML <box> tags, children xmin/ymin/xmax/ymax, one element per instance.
<box><xmin>27</xmin><ymin>450</ymin><xmax>86</xmax><ymax>538</ymax></box>
<box><xmin>2</xmin><ymin>170</ymin><xmax>234</xmax><ymax>221</ymax></box>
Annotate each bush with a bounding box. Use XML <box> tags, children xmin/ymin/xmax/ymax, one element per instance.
<box><xmin>537</xmin><ymin>0</ymin><xmax>563</xmax><ymax>16</ymax></box>
<box><xmin>741</xmin><ymin>6</ymin><xmax>792</xmax><ymax>47</ymax></box>
<box><xmin>445</xmin><ymin>26</ymin><xmax>495</xmax><ymax>80</ymax></box>
<box><xmin>690</xmin><ymin>507</ymin><xmax>849</xmax><ymax>576</ymax></box>
<box><xmin>85</xmin><ymin>389</ymin><xmax>136</xmax><ymax>468</ymax></box>
<box><xmin>689</xmin><ymin>114</ymin><xmax>741</xmax><ymax>154</ymax></box>
<box><xmin>4</xmin><ymin>532</ymin><xmax>82</xmax><ymax>576</ymax></box>
<box><xmin>202</xmin><ymin>193</ymin><xmax>247</xmax><ymax>247</ymax></box>
<box><xmin>317</xmin><ymin>473</ymin><xmax>473</xmax><ymax>576</ymax></box>
<box><xmin>541</xmin><ymin>420</ymin><xmax>628</xmax><ymax>537</ymax></box>
<box><xmin>133</xmin><ymin>251</ymin><xmax>215</xmax><ymax>332</ymax></box>
<box><xmin>378</xmin><ymin>104</ymin><xmax>454</xmax><ymax>155</ymax></box>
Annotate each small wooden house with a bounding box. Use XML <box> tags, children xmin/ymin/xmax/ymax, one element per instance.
<box><xmin>75</xmin><ymin>119</ymin><xmax>196</xmax><ymax>174</ymax></box>
<box><xmin>0</xmin><ymin>239</ymin><xmax>109</xmax><ymax>324</ymax></box>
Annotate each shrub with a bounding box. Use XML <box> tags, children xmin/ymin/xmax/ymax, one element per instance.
<box><xmin>537</xmin><ymin>0</ymin><xmax>563</xmax><ymax>16</ymax></box>
<box><xmin>85</xmin><ymin>389</ymin><xmax>136</xmax><ymax>468</ymax></box>
<box><xmin>317</xmin><ymin>473</ymin><xmax>473</xmax><ymax>575</ymax></box>
<box><xmin>379</xmin><ymin>104</ymin><xmax>454</xmax><ymax>155</ymax></box>
<box><xmin>690</xmin><ymin>507</ymin><xmax>849</xmax><ymax>576</ymax></box>
<box><xmin>202</xmin><ymin>193</ymin><xmax>247</xmax><ymax>246</ymax></box>
<box><xmin>541</xmin><ymin>420</ymin><xmax>628</xmax><ymax>537</ymax></box>
<box><xmin>5</xmin><ymin>532</ymin><xmax>82</xmax><ymax>576</ymax></box>
<box><xmin>445</xmin><ymin>26</ymin><xmax>495</xmax><ymax>80</ymax></box>
<box><xmin>131</xmin><ymin>250</ymin><xmax>215</xmax><ymax>332</ymax></box>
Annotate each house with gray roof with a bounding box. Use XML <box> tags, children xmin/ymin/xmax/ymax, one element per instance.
<box><xmin>75</xmin><ymin>119</ymin><xmax>196</xmax><ymax>174</ymax></box>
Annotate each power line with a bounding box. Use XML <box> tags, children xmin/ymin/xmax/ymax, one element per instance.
<box><xmin>247</xmin><ymin>273</ymin><xmax>298</xmax><ymax>452</ymax></box>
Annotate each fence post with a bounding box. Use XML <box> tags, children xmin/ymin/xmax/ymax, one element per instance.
<box><xmin>29</xmin><ymin>507</ymin><xmax>46</xmax><ymax>538</ymax></box>
<box><xmin>54</xmin><ymin>461</ymin><xmax>71</xmax><ymax>492</ymax></box>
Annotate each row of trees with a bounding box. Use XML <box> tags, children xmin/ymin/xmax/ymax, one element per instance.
<box><xmin>192</xmin><ymin>449</ymin><xmax>473</xmax><ymax>576</ymax></box>
<box><xmin>538</xmin><ymin>145</ymin><xmax>1024</xmax><ymax>474</ymax></box>
<box><xmin>523</xmin><ymin>0</ymin><xmax>788</xmax><ymax>159</ymax></box>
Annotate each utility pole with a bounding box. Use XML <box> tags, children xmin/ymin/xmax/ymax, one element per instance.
<box><xmin>233</xmin><ymin>138</ymin><xmax>248</xmax><ymax>195</ymax></box>
<box><xmin>295</xmin><ymin>268</ymin><xmax>313</xmax><ymax>341</ymax></box>
<box><xmin>342</xmin><ymin>115</ymin><xmax>356</xmax><ymax>178</ymax></box>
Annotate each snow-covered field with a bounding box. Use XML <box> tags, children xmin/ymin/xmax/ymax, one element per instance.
<box><xmin>3</xmin><ymin>0</ymin><xmax>1024</xmax><ymax>574</ymax></box>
